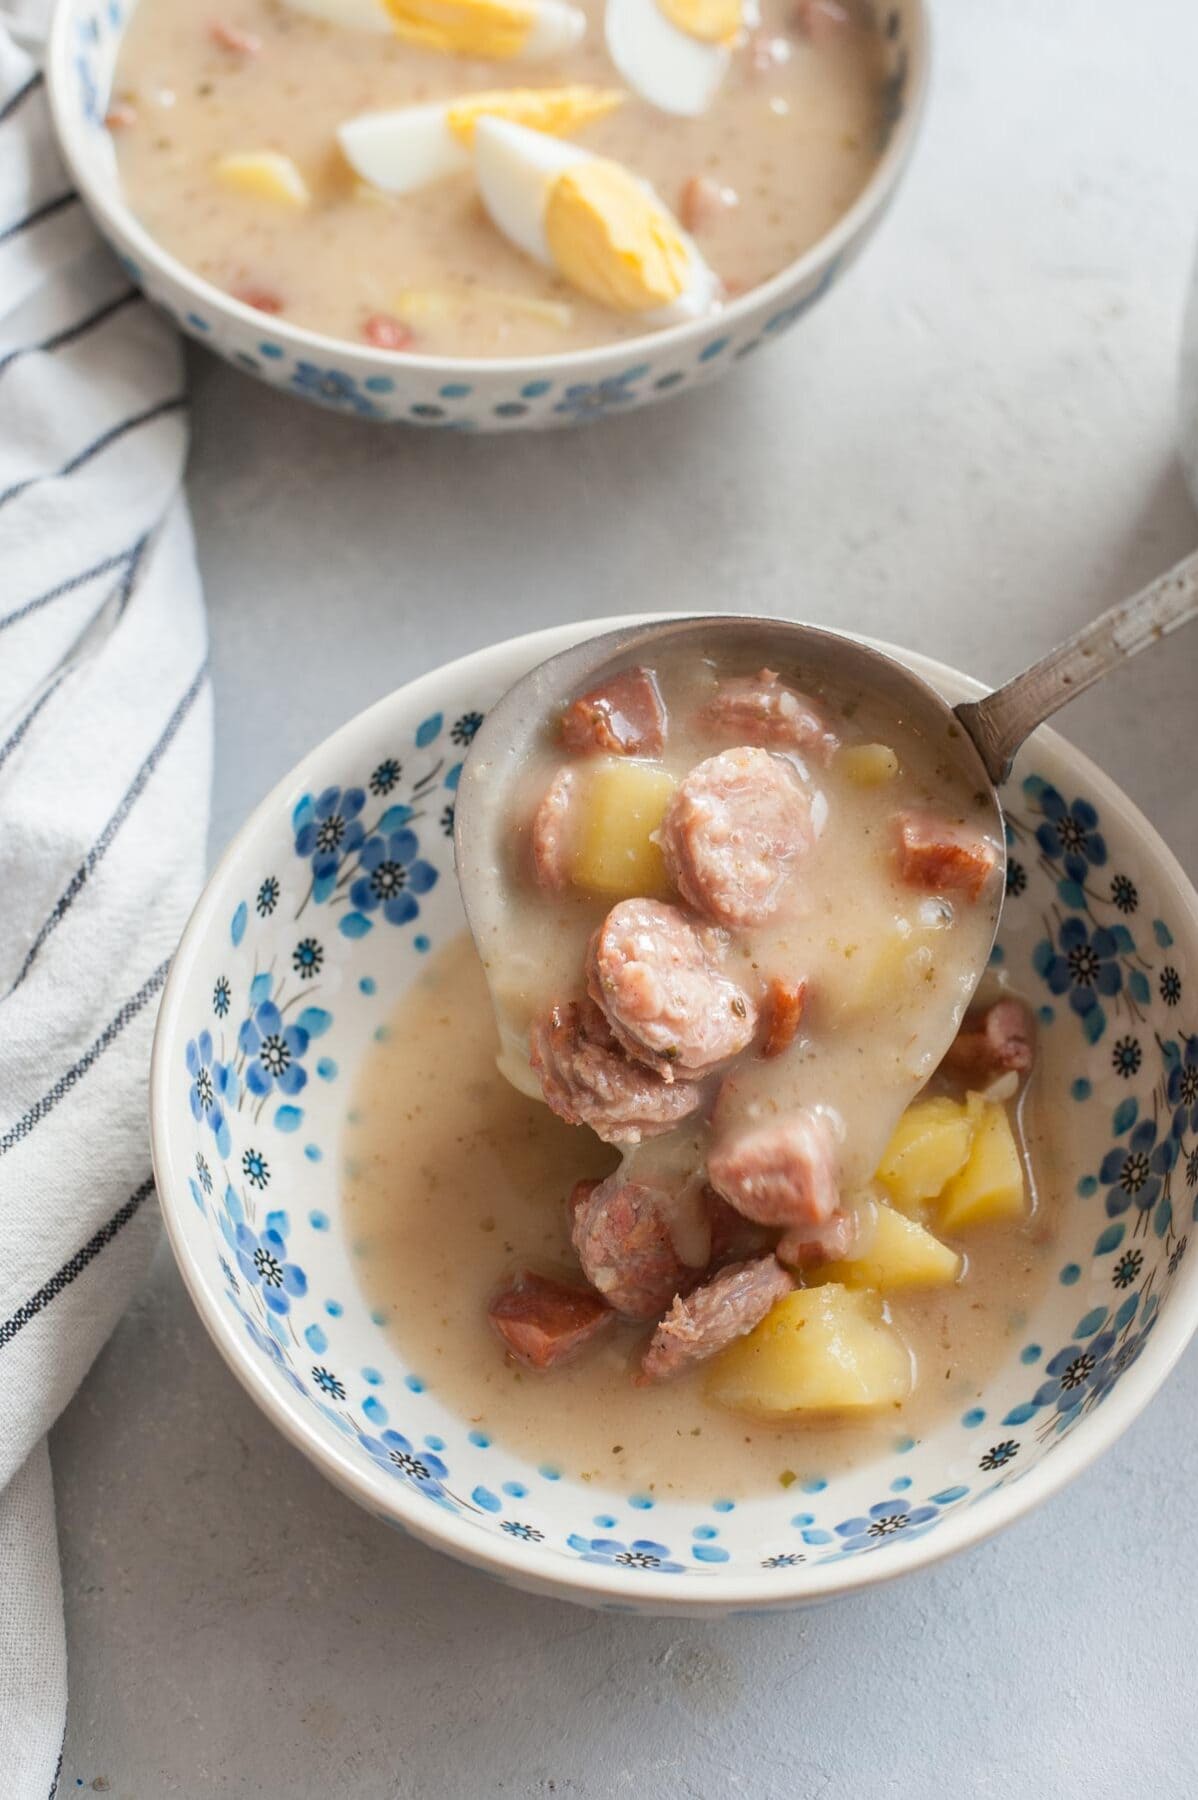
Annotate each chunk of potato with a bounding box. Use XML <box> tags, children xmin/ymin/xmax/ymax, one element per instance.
<box><xmin>839</xmin><ymin>742</ymin><xmax>900</xmax><ymax>786</ymax></box>
<box><xmin>875</xmin><ymin>1095</ymin><xmax>979</xmax><ymax>1214</ymax></box>
<box><xmin>706</xmin><ymin>1285</ymin><xmax>912</xmax><ymax>1415</ymax></box>
<box><xmin>831</xmin><ymin>1197</ymin><xmax>962</xmax><ymax>1290</ymax></box>
<box><xmin>214</xmin><ymin>151</ymin><xmax>310</xmax><ymax>208</ymax></box>
<box><xmin>570</xmin><ymin>760</ymin><xmax>676</xmax><ymax>898</ymax></box>
<box><xmin>938</xmin><ymin>1101</ymin><xmax>1025</xmax><ymax>1231</ymax></box>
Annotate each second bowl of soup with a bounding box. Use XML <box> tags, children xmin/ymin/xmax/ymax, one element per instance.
<box><xmin>48</xmin><ymin>0</ymin><xmax>926</xmax><ymax>426</ymax></box>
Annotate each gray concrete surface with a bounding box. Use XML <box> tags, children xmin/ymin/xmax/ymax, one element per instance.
<box><xmin>51</xmin><ymin>0</ymin><xmax>1198</xmax><ymax>1793</ymax></box>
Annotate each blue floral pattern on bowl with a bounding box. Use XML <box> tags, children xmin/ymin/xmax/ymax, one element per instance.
<box><xmin>152</xmin><ymin>627</ymin><xmax>1198</xmax><ymax>1610</ymax></box>
<box><xmin>50</xmin><ymin>0</ymin><xmax>925</xmax><ymax>432</ymax></box>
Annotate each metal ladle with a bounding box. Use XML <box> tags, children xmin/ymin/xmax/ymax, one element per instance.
<box><xmin>456</xmin><ymin>548</ymin><xmax>1198</xmax><ymax>1009</ymax></box>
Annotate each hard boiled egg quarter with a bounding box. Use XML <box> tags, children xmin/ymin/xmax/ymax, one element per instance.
<box><xmin>473</xmin><ymin>117</ymin><xmax>720</xmax><ymax>320</ymax></box>
<box><xmin>340</xmin><ymin>87</ymin><xmax>623</xmax><ymax>197</ymax></box>
<box><xmin>605</xmin><ymin>0</ymin><xmax>749</xmax><ymax>116</ymax></box>
<box><xmin>282</xmin><ymin>0</ymin><xmax>586</xmax><ymax>59</ymax></box>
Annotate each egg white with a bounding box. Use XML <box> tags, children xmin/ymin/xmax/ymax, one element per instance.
<box><xmin>339</xmin><ymin>106</ymin><xmax>469</xmax><ymax>194</ymax></box>
<box><xmin>474</xmin><ymin>116</ymin><xmax>573</xmax><ymax>263</ymax></box>
<box><xmin>473</xmin><ymin>117</ymin><xmax>720</xmax><ymax>322</ymax></box>
<box><xmin>523</xmin><ymin>0</ymin><xmax>587</xmax><ymax>56</ymax></box>
<box><xmin>604</xmin><ymin>0</ymin><xmax>731</xmax><ymax>117</ymax></box>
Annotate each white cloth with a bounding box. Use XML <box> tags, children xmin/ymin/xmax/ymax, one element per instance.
<box><xmin>0</xmin><ymin>21</ymin><xmax>211</xmax><ymax>1796</ymax></box>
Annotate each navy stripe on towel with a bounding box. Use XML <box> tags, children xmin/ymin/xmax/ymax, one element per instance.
<box><xmin>0</xmin><ymin>541</ymin><xmax>141</xmax><ymax>636</ymax></box>
<box><xmin>0</xmin><ymin>671</ymin><xmax>67</xmax><ymax>774</ymax></box>
<box><xmin>0</xmin><ymin>961</ymin><xmax>169</xmax><ymax>1158</ymax></box>
<box><xmin>0</xmin><ymin>190</ymin><xmax>76</xmax><ymax>247</ymax></box>
<box><xmin>0</xmin><ymin>1177</ymin><xmax>156</xmax><ymax>1349</ymax></box>
<box><xmin>0</xmin><ymin>288</ymin><xmax>138</xmax><ymax>380</ymax></box>
<box><xmin>10</xmin><ymin>659</ymin><xmax>207</xmax><ymax>991</ymax></box>
<box><xmin>0</xmin><ymin>70</ymin><xmax>42</xmax><ymax>128</ymax></box>
<box><xmin>0</xmin><ymin>395</ymin><xmax>186</xmax><ymax>513</ymax></box>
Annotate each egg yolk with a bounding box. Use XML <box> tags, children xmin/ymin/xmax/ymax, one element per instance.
<box><xmin>545</xmin><ymin>160</ymin><xmax>690</xmax><ymax>313</ymax></box>
<box><xmin>444</xmin><ymin>86</ymin><xmax>623</xmax><ymax>144</ymax></box>
<box><xmin>656</xmin><ymin>0</ymin><xmax>740</xmax><ymax>45</ymax></box>
<box><xmin>382</xmin><ymin>0</ymin><xmax>536</xmax><ymax>58</ymax></box>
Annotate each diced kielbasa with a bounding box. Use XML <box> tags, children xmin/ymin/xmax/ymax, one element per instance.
<box><xmin>896</xmin><ymin>812</ymin><xmax>997</xmax><ymax>901</ymax></box>
<box><xmin>705</xmin><ymin>1186</ymin><xmax>772</xmax><ymax>1264</ymax></box>
<box><xmin>233</xmin><ymin>286</ymin><xmax>284</xmax><ymax>314</ymax></box>
<box><xmin>571</xmin><ymin>1173</ymin><xmax>697</xmax><ymax>1320</ymax></box>
<box><xmin>659</xmin><ymin>746</ymin><xmax>814</xmax><ymax>927</ymax></box>
<box><xmin>700</xmin><ymin>669</ymin><xmax>839</xmax><ymax>764</ymax></box>
<box><xmin>776</xmin><ymin>1208</ymin><xmax>856</xmax><ymax>1267</ymax></box>
<box><xmin>587</xmin><ymin>898</ymin><xmax>756</xmax><ymax>1079</ymax></box>
<box><xmin>489</xmin><ymin>1270</ymin><xmax>612</xmax><ymax>1371</ymax></box>
<box><xmin>941</xmin><ymin>997</ymin><xmax>1036</xmax><ymax>1086</ymax></box>
<box><xmin>105</xmin><ymin>102</ymin><xmax>137</xmax><ymax>130</ymax></box>
<box><xmin>209</xmin><ymin>19</ymin><xmax>262</xmax><ymax>53</ymax></box>
<box><xmin>792</xmin><ymin>0</ymin><xmax>851</xmax><ymax>40</ymax></box>
<box><xmin>531</xmin><ymin>766</ymin><xmax>575</xmax><ymax>891</ymax></box>
<box><xmin>762</xmin><ymin>977</ymin><xmax>807</xmax><ymax>1058</ymax></box>
<box><xmin>639</xmin><ymin>1255</ymin><xmax>794</xmax><ymax>1382</ymax></box>
<box><xmin>679</xmin><ymin>175</ymin><xmax>739</xmax><ymax>232</ymax></box>
<box><xmin>559</xmin><ymin>666</ymin><xmax>666</xmax><ymax>758</ymax></box>
<box><xmin>529</xmin><ymin>998</ymin><xmax>703</xmax><ymax>1144</ymax></box>
<box><xmin>707</xmin><ymin>1108</ymin><xmax>840</xmax><ymax>1227</ymax></box>
<box><xmin>363</xmin><ymin>312</ymin><xmax>414</xmax><ymax>351</ymax></box>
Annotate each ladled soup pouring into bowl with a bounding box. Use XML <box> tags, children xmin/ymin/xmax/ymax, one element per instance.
<box><xmin>453</xmin><ymin>554</ymin><xmax>1198</xmax><ymax>1411</ymax></box>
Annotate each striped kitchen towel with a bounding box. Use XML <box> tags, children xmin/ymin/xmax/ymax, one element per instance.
<box><xmin>0</xmin><ymin>18</ymin><xmax>212</xmax><ymax>1796</ymax></box>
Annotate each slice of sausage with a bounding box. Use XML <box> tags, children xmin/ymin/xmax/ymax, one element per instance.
<box><xmin>700</xmin><ymin>669</ymin><xmax>839</xmax><ymax>764</ymax></box>
<box><xmin>659</xmin><ymin>746</ymin><xmax>814</xmax><ymax>927</ymax></box>
<box><xmin>896</xmin><ymin>812</ymin><xmax>997</xmax><ymax>902</ymax></box>
<box><xmin>762</xmin><ymin>977</ymin><xmax>807</xmax><ymax>1058</ymax></box>
<box><xmin>529</xmin><ymin>998</ymin><xmax>703</xmax><ymax>1144</ymax></box>
<box><xmin>707</xmin><ymin>1108</ymin><xmax>840</xmax><ymax>1227</ymax></box>
<box><xmin>489</xmin><ymin>1271</ymin><xmax>612</xmax><ymax>1371</ymax></box>
<box><xmin>559</xmin><ymin>667</ymin><xmax>666</xmax><ymax>758</ymax></box>
<box><xmin>639</xmin><ymin>1255</ymin><xmax>794</xmax><ymax>1382</ymax></box>
<box><xmin>567</xmin><ymin>1177</ymin><xmax>600</xmax><ymax>1223</ymax></box>
<box><xmin>571</xmin><ymin>1173</ymin><xmax>698</xmax><ymax>1320</ymax></box>
<box><xmin>776</xmin><ymin>1209</ymin><xmax>856</xmax><ymax>1267</ymax></box>
<box><xmin>531</xmin><ymin>766</ymin><xmax>576</xmax><ymax>891</ymax></box>
<box><xmin>705</xmin><ymin>1186</ymin><xmax>772</xmax><ymax>1264</ymax></box>
<box><xmin>941</xmin><ymin>997</ymin><xmax>1036</xmax><ymax>1086</ymax></box>
<box><xmin>586</xmin><ymin>898</ymin><xmax>756</xmax><ymax>1079</ymax></box>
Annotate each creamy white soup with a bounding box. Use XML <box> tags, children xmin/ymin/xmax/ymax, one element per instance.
<box><xmin>341</xmin><ymin>656</ymin><xmax>1060</xmax><ymax>1499</ymax></box>
<box><xmin>108</xmin><ymin>0</ymin><xmax>889</xmax><ymax>356</ymax></box>
<box><xmin>343</xmin><ymin>938</ymin><xmax>1056</xmax><ymax>1498</ymax></box>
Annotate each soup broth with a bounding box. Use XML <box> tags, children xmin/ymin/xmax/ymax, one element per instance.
<box><xmin>108</xmin><ymin>0</ymin><xmax>889</xmax><ymax>355</ymax></box>
<box><xmin>342</xmin><ymin>934</ymin><xmax>1058</xmax><ymax>1499</ymax></box>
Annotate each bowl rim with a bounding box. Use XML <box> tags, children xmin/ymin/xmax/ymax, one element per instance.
<box><xmin>47</xmin><ymin>0</ymin><xmax>930</xmax><ymax>383</ymax></box>
<box><xmin>150</xmin><ymin>615</ymin><xmax>1198</xmax><ymax>1609</ymax></box>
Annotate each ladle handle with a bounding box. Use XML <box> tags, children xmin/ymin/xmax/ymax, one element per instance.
<box><xmin>954</xmin><ymin>547</ymin><xmax>1198</xmax><ymax>785</ymax></box>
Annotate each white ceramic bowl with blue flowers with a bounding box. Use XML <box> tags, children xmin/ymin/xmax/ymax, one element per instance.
<box><xmin>47</xmin><ymin>0</ymin><xmax>926</xmax><ymax>431</ymax></box>
<box><xmin>149</xmin><ymin>618</ymin><xmax>1198</xmax><ymax>1614</ymax></box>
